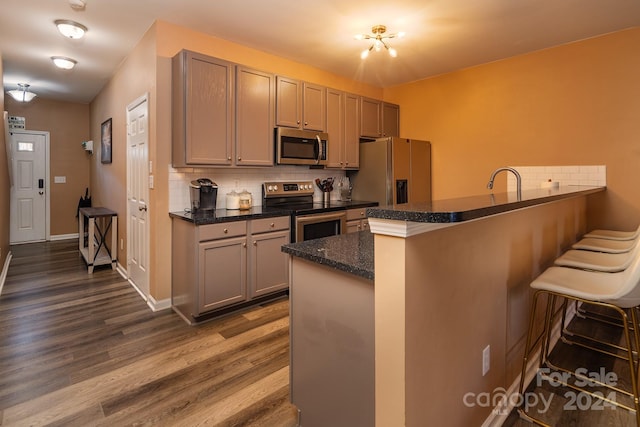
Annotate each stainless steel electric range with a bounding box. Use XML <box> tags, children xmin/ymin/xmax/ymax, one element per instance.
<box><xmin>263</xmin><ymin>181</ymin><xmax>354</xmax><ymax>243</ymax></box>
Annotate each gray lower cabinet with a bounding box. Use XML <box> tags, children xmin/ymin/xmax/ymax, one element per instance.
<box><xmin>172</xmin><ymin>216</ymin><xmax>290</xmax><ymax>323</ymax></box>
<box><xmin>346</xmin><ymin>208</ymin><xmax>369</xmax><ymax>233</ymax></box>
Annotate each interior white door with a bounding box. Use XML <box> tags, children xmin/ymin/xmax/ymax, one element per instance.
<box><xmin>126</xmin><ymin>94</ymin><xmax>149</xmax><ymax>297</ymax></box>
<box><xmin>10</xmin><ymin>131</ymin><xmax>48</xmax><ymax>244</ymax></box>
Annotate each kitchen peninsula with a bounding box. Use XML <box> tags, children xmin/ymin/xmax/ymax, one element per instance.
<box><xmin>282</xmin><ymin>185</ymin><xmax>605</xmax><ymax>426</ymax></box>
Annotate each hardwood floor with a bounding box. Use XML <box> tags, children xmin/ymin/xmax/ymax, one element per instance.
<box><xmin>0</xmin><ymin>239</ymin><xmax>297</xmax><ymax>426</ymax></box>
<box><xmin>503</xmin><ymin>305</ymin><xmax>638</xmax><ymax>427</ymax></box>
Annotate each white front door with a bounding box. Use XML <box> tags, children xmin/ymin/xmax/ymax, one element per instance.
<box><xmin>10</xmin><ymin>131</ymin><xmax>48</xmax><ymax>244</ymax></box>
<box><xmin>126</xmin><ymin>94</ymin><xmax>149</xmax><ymax>298</ymax></box>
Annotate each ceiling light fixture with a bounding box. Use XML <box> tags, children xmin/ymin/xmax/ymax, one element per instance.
<box><xmin>355</xmin><ymin>25</ymin><xmax>405</xmax><ymax>59</ymax></box>
<box><xmin>7</xmin><ymin>84</ymin><xmax>37</xmax><ymax>103</ymax></box>
<box><xmin>52</xmin><ymin>56</ymin><xmax>78</xmax><ymax>70</ymax></box>
<box><xmin>69</xmin><ymin>0</ymin><xmax>87</xmax><ymax>11</ymax></box>
<box><xmin>55</xmin><ymin>19</ymin><xmax>87</xmax><ymax>39</ymax></box>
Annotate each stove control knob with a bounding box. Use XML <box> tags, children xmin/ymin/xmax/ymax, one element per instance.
<box><xmin>274</xmin><ymin>185</ymin><xmax>278</xmax><ymax>191</ymax></box>
<box><xmin>267</xmin><ymin>185</ymin><xmax>273</xmax><ymax>192</ymax></box>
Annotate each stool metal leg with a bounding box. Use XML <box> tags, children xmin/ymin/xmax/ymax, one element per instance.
<box><xmin>518</xmin><ymin>289</ymin><xmax>640</xmax><ymax>426</ymax></box>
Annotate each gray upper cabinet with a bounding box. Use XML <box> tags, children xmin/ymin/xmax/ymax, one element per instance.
<box><xmin>276</xmin><ymin>76</ymin><xmax>326</xmax><ymax>131</ymax></box>
<box><xmin>302</xmin><ymin>82</ymin><xmax>326</xmax><ymax>131</ymax></box>
<box><xmin>172</xmin><ymin>50</ymin><xmax>234</xmax><ymax>167</ymax></box>
<box><xmin>382</xmin><ymin>102</ymin><xmax>400</xmax><ymax>137</ymax></box>
<box><xmin>276</xmin><ymin>76</ymin><xmax>302</xmax><ymax>128</ymax></box>
<box><xmin>360</xmin><ymin>97</ymin><xmax>382</xmax><ymax>138</ymax></box>
<box><xmin>235</xmin><ymin>66</ymin><xmax>275</xmax><ymax>166</ymax></box>
<box><xmin>360</xmin><ymin>97</ymin><xmax>400</xmax><ymax>138</ymax></box>
<box><xmin>326</xmin><ymin>89</ymin><xmax>359</xmax><ymax>169</ymax></box>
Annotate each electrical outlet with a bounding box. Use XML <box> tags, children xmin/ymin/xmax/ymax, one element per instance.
<box><xmin>482</xmin><ymin>345</ymin><xmax>490</xmax><ymax>376</ymax></box>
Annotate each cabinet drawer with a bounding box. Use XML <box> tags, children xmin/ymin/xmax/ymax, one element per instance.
<box><xmin>199</xmin><ymin>221</ymin><xmax>247</xmax><ymax>241</ymax></box>
<box><xmin>347</xmin><ymin>208</ymin><xmax>367</xmax><ymax>221</ymax></box>
<box><xmin>251</xmin><ymin>216</ymin><xmax>290</xmax><ymax>234</ymax></box>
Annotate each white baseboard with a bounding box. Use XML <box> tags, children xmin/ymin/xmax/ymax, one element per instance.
<box><xmin>50</xmin><ymin>233</ymin><xmax>79</xmax><ymax>241</ymax></box>
<box><xmin>0</xmin><ymin>251</ymin><xmax>13</xmax><ymax>296</ymax></box>
<box><xmin>120</xmin><ymin>263</ymin><xmax>171</xmax><ymax>312</ymax></box>
<box><xmin>481</xmin><ymin>302</ymin><xmax>577</xmax><ymax>427</ymax></box>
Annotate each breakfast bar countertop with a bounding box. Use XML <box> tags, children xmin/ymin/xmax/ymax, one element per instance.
<box><xmin>366</xmin><ymin>185</ymin><xmax>605</xmax><ymax>223</ymax></box>
<box><xmin>283</xmin><ymin>186</ymin><xmax>606</xmax><ymax>280</ymax></box>
<box><xmin>282</xmin><ymin>231</ymin><xmax>374</xmax><ymax>280</ymax></box>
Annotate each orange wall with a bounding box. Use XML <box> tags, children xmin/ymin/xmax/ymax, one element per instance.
<box><xmin>384</xmin><ymin>27</ymin><xmax>640</xmax><ymax>232</ymax></box>
<box><xmin>4</xmin><ymin>97</ymin><xmax>90</xmax><ymax>236</ymax></box>
<box><xmin>0</xmin><ymin>55</ymin><xmax>9</xmax><ymax>266</ymax></box>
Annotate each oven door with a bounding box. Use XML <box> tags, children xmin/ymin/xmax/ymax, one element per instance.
<box><xmin>295</xmin><ymin>211</ymin><xmax>346</xmax><ymax>242</ymax></box>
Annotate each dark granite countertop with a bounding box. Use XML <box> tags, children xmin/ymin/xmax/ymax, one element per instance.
<box><xmin>169</xmin><ymin>200</ymin><xmax>378</xmax><ymax>225</ymax></box>
<box><xmin>366</xmin><ymin>186</ymin><xmax>605</xmax><ymax>223</ymax></box>
<box><xmin>282</xmin><ymin>231</ymin><xmax>374</xmax><ymax>280</ymax></box>
<box><xmin>169</xmin><ymin>206</ymin><xmax>292</xmax><ymax>225</ymax></box>
<box><xmin>282</xmin><ymin>186</ymin><xmax>605</xmax><ymax>279</ymax></box>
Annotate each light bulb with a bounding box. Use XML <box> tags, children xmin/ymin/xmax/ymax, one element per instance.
<box><xmin>388</xmin><ymin>48</ymin><xmax>397</xmax><ymax>58</ymax></box>
<box><xmin>52</xmin><ymin>56</ymin><xmax>77</xmax><ymax>70</ymax></box>
<box><xmin>361</xmin><ymin>49</ymin><xmax>370</xmax><ymax>59</ymax></box>
<box><xmin>397</xmin><ymin>31</ymin><xmax>406</xmax><ymax>38</ymax></box>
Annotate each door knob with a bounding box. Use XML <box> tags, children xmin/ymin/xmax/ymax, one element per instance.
<box><xmin>39</xmin><ymin>191</ymin><xmax>44</xmax><ymax>195</ymax></box>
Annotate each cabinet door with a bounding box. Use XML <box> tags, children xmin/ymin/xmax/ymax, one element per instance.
<box><xmin>276</xmin><ymin>76</ymin><xmax>301</xmax><ymax>128</ymax></box>
<box><xmin>236</xmin><ymin>67</ymin><xmax>275</xmax><ymax>166</ymax></box>
<box><xmin>250</xmin><ymin>230</ymin><xmax>290</xmax><ymax>298</ymax></box>
<box><xmin>173</xmin><ymin>51</ymin><xmax>234</xmax><ymax>166</ymax></box>
<box><xmin>382</xmin><ymin>102</ymin><xmax>400</xmax><ymax>137</ymax></box>
<box><xmin>302</xmin><ymin>82</ymin><xmax>326</xmax><ymax>131</ymax></box>
<box><xmin>199</xmin><ymin>236</ymin><xmax>247</xmax><ymax>313</ymax></box>
<box><xmin>346</xmin><ymin>220</ymin><xmax>361</xmax><ymax>234</ymax></box>
<box><xmin>344</xmin><ymin>93</ymin><xmax>360</xmax><ymax>168</ymax></box>
<box><xmin>325</xmin><ymin>89</ymin><xmax>344</xmax><ymax>168</ymax></box>
<box><xmin>360</xmin><ymin>97</ymin><xmax>381</xmax><ymax>138</ymax></box>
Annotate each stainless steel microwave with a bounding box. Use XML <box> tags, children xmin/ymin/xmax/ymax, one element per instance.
<box><xmin>275</xmin><ymin>127</ymin><xmax>328</xmax><ymax>166</ymax></box>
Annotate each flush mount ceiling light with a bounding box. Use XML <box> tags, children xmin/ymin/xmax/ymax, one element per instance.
<box><xmin>52</xmin><ymin>56</ymin><xmax>78</xmax><ymax>70</ymax></box>
<box><xmin>69</xmin><ymin>0</ymin><xmax>87</xmax><ymax>11</ymax></box>
<box><xmin>55</xmin><ymin>19</ymin><xmax>88</xmax><ymax>39</ymax></box>
<box><xmin>7</xmin><ymin>84</ymin><xmax>37</xmax><ymax>103</ymax></box>
<box><xmin>355</xmin><ymin>25</ymin><xmax>405</xmax><ymax>59</ymax></box>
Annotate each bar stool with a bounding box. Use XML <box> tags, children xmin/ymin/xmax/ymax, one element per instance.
<box><xmin>517</xmin><ymin>257</ymin><xmax>640</xmax><ymax>426</ymax></box>
<box><xmin>572</xmin><ymin>237</ymin><xmax>637</xmax><ymax>253</ymax></box>
<box><xmin>584</xmin><ymin>225</ymin><xmax>640</xmax><ymax>241</ymax></box>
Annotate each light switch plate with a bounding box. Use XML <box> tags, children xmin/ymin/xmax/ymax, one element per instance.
<box><xmin>54</xmin><ymin>176</ymin><xmax>66</xmax><ymax>184</ymax></box>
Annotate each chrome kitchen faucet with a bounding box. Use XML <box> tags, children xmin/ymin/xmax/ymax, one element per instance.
<box><xmin>487</xmin><ymin>167</ymin><xmax>522</xmax><ymax>200</ymax></box>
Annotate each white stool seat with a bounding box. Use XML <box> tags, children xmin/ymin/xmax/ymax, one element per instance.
<box><xmin>531</xmin><ymin>266</ymin><xmax>640</xmax><ymax>308</ymax></box>
<box><xmin>572</xmin><ymin>237</ymin><xmax>637</xmax><ymax>253</ymax></box>
<box><xmin>584</xmin><ymin>225</ymin><xmax>640</xmax><ymax>241</ymax></box>
<box><xmin>554</xmin><ymin>249</ymin><xmax>634</xmax><ymax>272</ymax></box>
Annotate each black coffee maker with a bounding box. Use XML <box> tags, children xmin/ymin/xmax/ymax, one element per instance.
<box><xmin>189</xmin><ymin>178</ymin><xmax>218</xmax><ymax>213</ymax></box>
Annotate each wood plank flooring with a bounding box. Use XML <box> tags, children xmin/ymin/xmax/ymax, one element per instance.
<box><xmin>0</xmin><ymin>239</ymin><xmax>297</xmax><ymax>426</ymax></box>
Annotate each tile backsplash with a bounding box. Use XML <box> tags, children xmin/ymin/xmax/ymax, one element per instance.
<box><xmin>507</xmin><ymin>165</ymin><xmax>606</xmax><ymax>191</ymax></box>
<box><xmin>169</xmin><ymin>165</ymin><xmax>346</xmax><ymax>212</ymax></box>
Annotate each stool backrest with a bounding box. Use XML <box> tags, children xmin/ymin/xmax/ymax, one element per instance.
<box><xmin>610</xmin><ymin>244</ymin><xmax>640</xmax><ymax>307</ymax></box>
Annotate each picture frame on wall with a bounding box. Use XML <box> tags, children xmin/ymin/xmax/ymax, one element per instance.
<box><xmin>101</xmin><ymin>118</ymin><xmax>112</xmax><ymax>164</ymax></box>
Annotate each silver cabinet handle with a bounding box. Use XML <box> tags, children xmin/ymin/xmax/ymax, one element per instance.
<box><xmin>138</xmin><ymin>205</ymin><xmax>147</xmax><ymax>211</ymax></box>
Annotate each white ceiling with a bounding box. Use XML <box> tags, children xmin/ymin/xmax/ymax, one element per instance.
<box><xmin>1</xmin><ymin>0</ymin><xmax>639</xmax><ymax>104</ymax></box>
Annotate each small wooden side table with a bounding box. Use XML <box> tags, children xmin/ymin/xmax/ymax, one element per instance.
<box><xmin>78</xmin><ymin>207</ymin><xmax>118</xmax><ymax>273</ymax></box>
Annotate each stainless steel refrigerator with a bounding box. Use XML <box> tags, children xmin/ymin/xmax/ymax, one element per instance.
<box><xmin>348</xmin><ymin>137</ymin><xmax>431</xmax><ymax>206</ymax></box>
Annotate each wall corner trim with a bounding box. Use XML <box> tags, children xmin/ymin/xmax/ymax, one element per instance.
<box><xmin>0</xmin><ymin>252</ymin><xmax>13</xmax><ymax>296</ymax></box>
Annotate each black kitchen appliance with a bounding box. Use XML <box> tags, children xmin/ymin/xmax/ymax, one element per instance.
<box><xmin>189</xmin><ymin>178</ymin><xmax>218</xmax><ymax>212</ymax></box>
<box><xmin>263</xmin><ymin>181</ymin><xmax>346</xmax><ymax>242</ymax></box>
